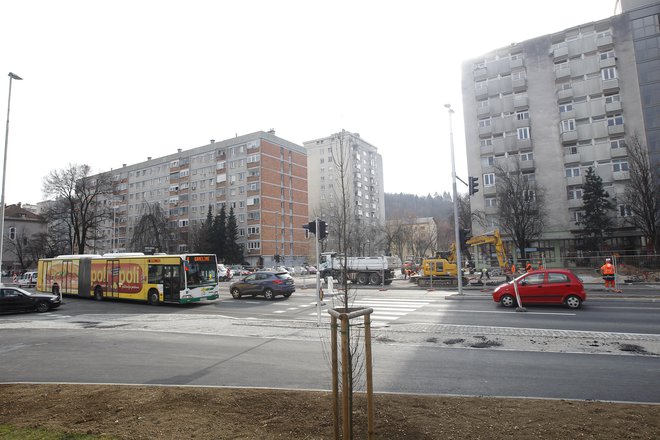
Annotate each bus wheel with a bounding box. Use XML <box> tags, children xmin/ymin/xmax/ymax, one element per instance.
<box><xmin>94</xmin><ymin>286</ymin><xmax>103</xmax><ymax>301</ymax></box>
<box><xmin>148</xmin><ymin>289</ymin><xmax>160</xmax><ymax>306</ymax></box>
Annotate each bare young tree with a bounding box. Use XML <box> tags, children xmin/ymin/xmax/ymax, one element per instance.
<box><xmin>42</xmin><ymin>164</ymin><xmax>114</xmax><ymax>254</ymax></box>
<box><xmin>4</xmin><ymin>228</ymin><xmax>36</xmax><ymax>270</ymax></box>
<box><xmin>623</xmin><ymin>135</ymin><xmax>659</xmax><ymax>253</ymax></box>
<box><xmin>130</xmin><ymin>201</ymin><xmax>175</xmax><ymax>253</ymax></box>
<box><xmin>492</xmin><ymin>159</ymin><xmax>547</xmax><ymax>261</ymax></box>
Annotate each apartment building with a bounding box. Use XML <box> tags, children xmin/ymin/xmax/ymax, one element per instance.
<box><xmin>461</xmin><ymin>0</ymin><xmax>659</xmax><ymax>259</ymax></box>
<box><xmin>303</xmin><ymin>131</ymin><xmax>386</xmax><ymax>250</ymax></box>
<box><xmin>101</xmin><ymin>131</ymin><xmax>308</xmax><ymax>267</ymax></box>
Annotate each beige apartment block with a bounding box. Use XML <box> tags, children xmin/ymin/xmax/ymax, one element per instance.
<box><xmin>461</xmin><ymin>1</ymin><xmax>660</xmax><ymax>260</ymax></box>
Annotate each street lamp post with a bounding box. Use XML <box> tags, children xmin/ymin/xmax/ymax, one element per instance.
<box><xmin>0</xmin><ymin>72</ymin><xmax>23</xmax><ymax>278</ymax></box>
<box><xmin>445</xmin><ymin>103</ymin><xmax>463</xmax><ymax>295</ymax></box>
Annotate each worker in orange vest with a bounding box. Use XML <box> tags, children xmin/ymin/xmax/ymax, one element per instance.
<box><xmin>525</xmin><ymin>262</ymin><xmax>533</xmax><ymax>273</ymax></box>
<box><xmin>600</xmin><ymin>258</ymin><xmax>616</xmax><ymax>291</ymax></box>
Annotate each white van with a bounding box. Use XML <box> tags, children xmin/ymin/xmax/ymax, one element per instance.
<box><xmin>18</xmin><ymin>271</ymin><xmax>38</xmax><ymax>288</ymax></box>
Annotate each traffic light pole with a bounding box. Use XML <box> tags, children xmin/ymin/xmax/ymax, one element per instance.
<box><xmin>445</xmin><ymin>104</ymin><xmax>464</xmax><ymax>295</ymax></box>
<box><xmin>315</xmin><ymin>217</ymin><xmax>322</xmax><ymax>326</ymax></box>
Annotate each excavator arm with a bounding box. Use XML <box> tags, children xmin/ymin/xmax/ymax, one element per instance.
<box><xmin>466</xmin><ymin>230</ymin><xmax>510</xmax><ymax>273</ymax></box>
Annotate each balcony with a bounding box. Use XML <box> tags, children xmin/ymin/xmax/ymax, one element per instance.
<box><xmin>613</xmin><ymin>170</ymin><xmax>630</xmax><ymax>181</ymax></box>
<box><xmin>599</xmin><ymin>57</ymin><xmax>616</xmax><ymax>68</ymax></box>
<box><xmin>565</xmin><ymin>175</ymin><xmax>583</xmax><ymax>186</ymax></box>
<box><xmin>475</xmin><ymin>86</ymin><xmax>488</xmax><ymax>99</ymax></box>
<box><xmin>611</xmin><ymin>147</ymin><xmax>628</xmax><ymax>158</ymax></box>
<box><xmin>510</xmin><ymin>57</ymin><xmax>524</xmax><ymax>69</ymax></box>
<box><xmin>552</xmin><ymin>45</ymin><xmax>568</xmax><ymax>60</ymax></box>
<box><xmin>563</xmin><ymin>152</ymin><xmax>581</xmax><ymax>164</ymax></box>
<box><xmin>608</xmin><ymin>124</ymin><xmax>625</xmax><ymax>135</ymax></box>
<box><xmin>559</xmin><ymin>109</ymin><xmax>576</xmax><ymax>120</ymax></box>
<box><xmin>602</xmin><ymin>78</ymin><xmax>619</xmax><ymax>92</ymax></box>
<box><xmin>596</xmin><ymin>34</ymin><xmax>614</xmax><ymax>49</ymax></box>
<box><xmin>477</xmin><ymin>105</ymin><xmax>490</xmax><ymax>117</ymax></box>
<box><xmin>483</xmin><ymin>185</ymin><xmax>497</xmax><ymax>196</ymax></box>
<box><xmin>513</xmin><ymin>95</ymin><xmax>528</xmax><ymax>109</ymax></box>
<box><xmin>516</xmin><ymin>138</ymin><xmax>532</xmax><ymax>150</ymax></box>
<box><xmin>555</xmin><ymin>67</ymin><xmax>571</xmax><ymax>80</ymax></box>
<box><xmin>561</xmin><ymin>130</ymin><xmax>578</xmax><ymax>143</ymax></box>
<box><xmin>605</xmin><ymin>101</ymin><xmax>622</xmax><ymax>113</ymax></box>
<box><xmin>478</xmin><ymin>125</ymin><xmax>493</xmax><ymax>136</ymax></box>
<box><xmin>568</xmin><ymin>198</ymin><xmax>584</xmax><ymax>209</ymax></box>
<box><xmin>557</xmin><ymin>87</ymin><xmax>574</xmax><ymax>102</ymax></box>
<box><xmin>480</xmin><ymin>143</ymin><xmax>494</xmax><ymax>155</ymax></box>
<box><xmin>520</xmin><ymin>159</ymin><xmax>535</xmax><ymax>171</ymax></box>
<box><xmin>473</xmin><ymin>67</ymin><xmax>487</xmax><ymax>81</ymax></box>
<box><xmin>512</xmin><ymin>77</ymin><xmax>527</xmax><ymax>92</ymax></box>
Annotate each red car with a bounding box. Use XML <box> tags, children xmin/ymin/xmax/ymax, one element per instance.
<box><xmin>492</xmin><ymin>268</ymin><xmax>586</xmax><ymax>309</ymax></box>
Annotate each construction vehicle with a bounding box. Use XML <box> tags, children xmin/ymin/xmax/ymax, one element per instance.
<box><xmin>466</xmin><ymin>229</ymin><xmax>513</xmax><ymax>277</ymax></box>
<box><xmin>319</xmin><ymin>252</ymin><xmax>401</xmax><ymax>285</ymax></box>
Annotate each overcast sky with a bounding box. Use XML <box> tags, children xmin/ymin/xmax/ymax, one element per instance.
<box><xmin>1</xmin><ymin>0</ymin><xmax>617</xmax><ymax>206</ymax></box>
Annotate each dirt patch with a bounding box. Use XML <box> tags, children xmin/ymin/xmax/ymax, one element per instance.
<box><xmin>1</xmin><ymin>384</ymin><xmax>658</xmax><ymax>439</ymax></box>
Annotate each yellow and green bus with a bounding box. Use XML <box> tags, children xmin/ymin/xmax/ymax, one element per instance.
<box><xmin>36</xmin><ymin>253</ymin><xmax>220</xmax><ymax>305</ymax></box>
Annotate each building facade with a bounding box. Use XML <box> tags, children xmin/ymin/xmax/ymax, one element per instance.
<box><xmin>461</xmin><ymin>1</ymin><xmax>659</xmax><ymax>261</ymax></box>
<box><xmin>1</xmin><ymin>203</ymin><xmax>47</xmax><ymax>272</ymax></box>
<box><xmin>100</xmin><ymin>131</ymin><xmax>308</xmax><ymax>267</ymax></box>
<box><xmin>303</xmin><ymin>130</ymin><xmax>386</xmax><ymax>252</ymax></box>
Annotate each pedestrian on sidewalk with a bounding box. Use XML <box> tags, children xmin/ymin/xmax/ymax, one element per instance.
<box><xmin>600</xmin><ymin>258</ymin><xmax>616</xmax><ymax>291</ymax></box>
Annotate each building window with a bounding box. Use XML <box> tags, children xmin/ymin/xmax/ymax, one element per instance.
<box><xmin>477</xmin><ymin>99</ymin><xmax>489</xmax><ymax>109</ymax></box>
<box><xmin>610</xmin><ymin>139</ymin><xmax>626</xmax><ymax>149</ymax></box>
<box><xmin>565</xmin><ymin>166</ymin><xmax>580</xmax><ymax>177</ymax></box>
<box><xmin>612</xmin><ymin>159</ymin><xmax>629</xmax><ymax>172</ymax></box>
<box><xmin>523</xmin><ymin>190</ymin><xmax>536</xmax><ymax>201</ymax></box>
<box><xmin>601</xmin><ymin>67</ymin><xmax>617</xmax><ymax>80</ymax></box>
<box><xmin>599</xmin><ymin>50</ymin><xmax>615</xmax><ymax>60</ymax></box>
<box><xmin>605</xmin><ymin>94</ymin><xmax>620</xmax><ymax>104</ymax></box>
<box><xmin>520</xmin><ymin>152</ymin><xmax>533</xmax><ymax>161</ymax></box>
<box><xmin>607</xmin><ymin>114</ymin><xmax>624</xmax><ymax>126</ymax></box>
<box><xmin>247</xmin><ymin>241</ymin><xmax>260</xmax><ymax>250</ymax></box>
<box><xmin>484</xmin><ymin>173</ymin><xmax>495</xmax><ymax>186</ymax></box>
<box><xmin>478</xmin><ymin>118</ymin><xmax>491</xmax><ymax>128</ymax></box>
<box><xmin>248</xmin><ymin>226</ymin><xmax>260</xmax><ymax>235</ymax></box>
<box><xmin>517</xmin><ymin>127</ymin><xmax>530</xmax><ymax>140</ymax></box>
<box><xmin>480</xmin><ymin>138</ymin><xmax>493</xmax><ymax>148</ymax></box>
<box><xmin>572</xmin><ymin>210</ymin><xmax>585</xmax><ymax>223</ymax></box>
<box><xmin>564</xmin><ymin>145</ymin><xmax>578</xmax><ymax>155</ymax></box>
<box><xmin>481</xmin><ymin>156</ymin><xmax>495</xmax><ymax>166</ymax></box>
<box><xmin>567</xmin><ymin>186</ymin><xmax>583</xmax><ymax>200</ymax></box>
<box><xmin>485</xmin><ymin>197</ymin><xmax>496</xmax><ymax>207</ymax></box>
<box><xmin>559</xmin><ymin>103</ymin><xmax>573</xmax><ymax>113</ymax></box>
<box><xmin>618</xmin><ymin>204</ymin><xmax>632</xmax><ymax>217</ymax></box>
<box><xmin>516</xmin><ymin>110</ymin><xmax>529</xmax><ymax>120</ymax></box>
<box><xmin>561</xmin><ymin>119</ymin><xmax>576</xmax><ymax>132</ymax></box>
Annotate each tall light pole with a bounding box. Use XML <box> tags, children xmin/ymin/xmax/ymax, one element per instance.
<box><xmin>0</xmin><ymin>72</ymin><xmax>23</xmax><ymax>278</ymax></box>
<box><xmin>445</xmin><ymin>103</ymin><xmax>463</xmax><ymax>295</ymax></box>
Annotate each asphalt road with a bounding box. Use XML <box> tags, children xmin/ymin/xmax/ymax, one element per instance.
<box><xmin>1</xmin><ymin>329</ymin><xmax>659</xmax><ymax>403</ymax></box>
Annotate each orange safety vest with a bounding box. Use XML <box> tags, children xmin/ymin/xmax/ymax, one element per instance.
<box><xmin>525</xmin><ymin>264</ymin><xmax>532</xmax><ymax>272</ymax></box>
<box><xmin>601</xmin><ymin>262</ymin><xmax>615</xmax><ymax>278</ymax></box>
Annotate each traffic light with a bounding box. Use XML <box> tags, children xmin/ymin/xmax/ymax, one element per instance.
<box><xmin>468</xmin><ymin>176</ymin><xmax>479</xmax><ymax>196</ymax></box>
<box><xmin>318</xmin><ymin>221</ymin><xmax>328</xmax><ymax>240</ymax></box>
<box><xmin>305</xmin><ymin>221</ymin><xmax>316</xmax><ymax>234</ymax></box>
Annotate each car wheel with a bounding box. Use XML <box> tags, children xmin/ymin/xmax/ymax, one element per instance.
<box><xmin>500</xmin><ymin>294</ymin><xmax>516</xmax><ymax>308</ymax></box>
<box><xmin>565</xmin><ymin>295</ymin><xmax>582</xmax><ymax>309</ymax></box>
<box><xmin>94</xmin><ymin>286</ymin><xmax>103</xmax><ymax>301</ymax></box>
<box><xmin>35</xmin><ymin>301</ymin><xmax>51</xmax><ymax>313</ymax></box>
<box><xmin>231</xmin><ymin>288</ymin><xmax>242</xmax><ymax>299</ymax></box>
<box><xmin>148</xmin><ymin>289</ymin><xmax>160</xmax><ymax>306</ymax></box>
<box><xmin>357</xmin><ymin>273</ymin><xmax>369</xmax><ymax>285</ymax></box>
<box><xmin>369</xmin><ymin>273</ymin><xmax>381</xmax><ymax>285</ymax></box>
<box><xmin>283</xmin><ymin>292</ymin><xmax>292</xmax><ymax>298</ymax></box>
<box><xmin>264</xmin><ymin>289</ymin><xmax>275</xmax><ymax>300</ymax></box>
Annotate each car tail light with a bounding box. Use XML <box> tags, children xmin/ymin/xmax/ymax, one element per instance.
<box><xmin>272</xmin><ymin>279</ymin><xmax>284</xmax><ymax>284</ymax></box>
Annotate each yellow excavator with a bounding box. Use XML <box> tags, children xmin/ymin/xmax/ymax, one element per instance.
<box><xmin>414</xmin><ymin>230</ymin><xmax>511</xmax><ymax>288</ymax></box>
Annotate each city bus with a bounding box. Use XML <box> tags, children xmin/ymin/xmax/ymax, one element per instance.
<box><xmin>36</xmin><ymin>253</ymin><xmax>220</xmax><ymax>305</ymax></box>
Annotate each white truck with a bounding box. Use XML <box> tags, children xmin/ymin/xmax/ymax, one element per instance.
<box><xmin>319</xmin><ymin>252</ymin><xmax>401</xmax><ymax>285</ymax></box>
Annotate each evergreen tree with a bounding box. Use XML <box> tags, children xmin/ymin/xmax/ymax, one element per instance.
<box><xmin>225</xmin><ymin>207</ymin><xmax>243</xmax><ymax>263</ymax></box>
<box><xmin>577</xmin><ymin>167</ymin><xmax>615</xmax><ymax>252</ymax></box>
<box><xmin>213</xmin><ymin>205</ymin><xmax>227</xmax><ymax>262</ymax></box>
<box><xmin>200</xmin><ymin>205</ymin><xmax>215</xmax><ymax>254</ymax></box>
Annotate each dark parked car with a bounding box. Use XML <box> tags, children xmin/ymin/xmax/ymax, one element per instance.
<box><xmin>230</xmin><ymin>271</ymin><xmax>295</xmax><ymax>300</ymax></box>
<box><xmin>492</xmin><ymin>268</ymin><xmax>586</xmax><ymax>309</ymax></box>
<box><xmin>0</xmin><ymin>286</ymin><xmax>61</xmax><ymax>313</ymax></box>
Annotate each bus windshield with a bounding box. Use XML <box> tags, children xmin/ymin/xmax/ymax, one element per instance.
<box><xmin>185</xmin><ymin>255</ymin><xmax>218</xmax><ymax>287</ymax></box>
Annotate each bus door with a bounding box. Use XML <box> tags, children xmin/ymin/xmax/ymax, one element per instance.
<box><xmin>60</xmin><ymin>260</ymin><xmax>74</xmax><ymax>295</ymax></box>
<box><xmin>77</xmin><ymin>258</ymin><xmax>92</xmax><ymax>298</ymax></box>
<box><xmin>163</xmin><ymin>264</ymin><xmax>181</xmax><ymax>303</ymax></box>
<box><xmin>106</xmin><ymin>260</ymin><xmax>120</xmax><ymax>298</ymax></box>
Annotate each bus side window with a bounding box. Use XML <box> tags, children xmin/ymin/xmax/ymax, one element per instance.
<box><xmin>148</xmin><ymin>265</ymin><xmax>163</xmax><ymax>284</ymax></box>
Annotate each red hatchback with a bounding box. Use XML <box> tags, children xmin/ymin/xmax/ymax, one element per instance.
<box><xmin>492</xmin><ymin>269</ymin><xmax>586</xmax><ymax>309</ymax></box>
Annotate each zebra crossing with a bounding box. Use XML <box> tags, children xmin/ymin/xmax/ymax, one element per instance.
<box><xmin>299</xmin><ymin>296</ymin><xmax>433</xmax><ymax>325</ymax></box>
